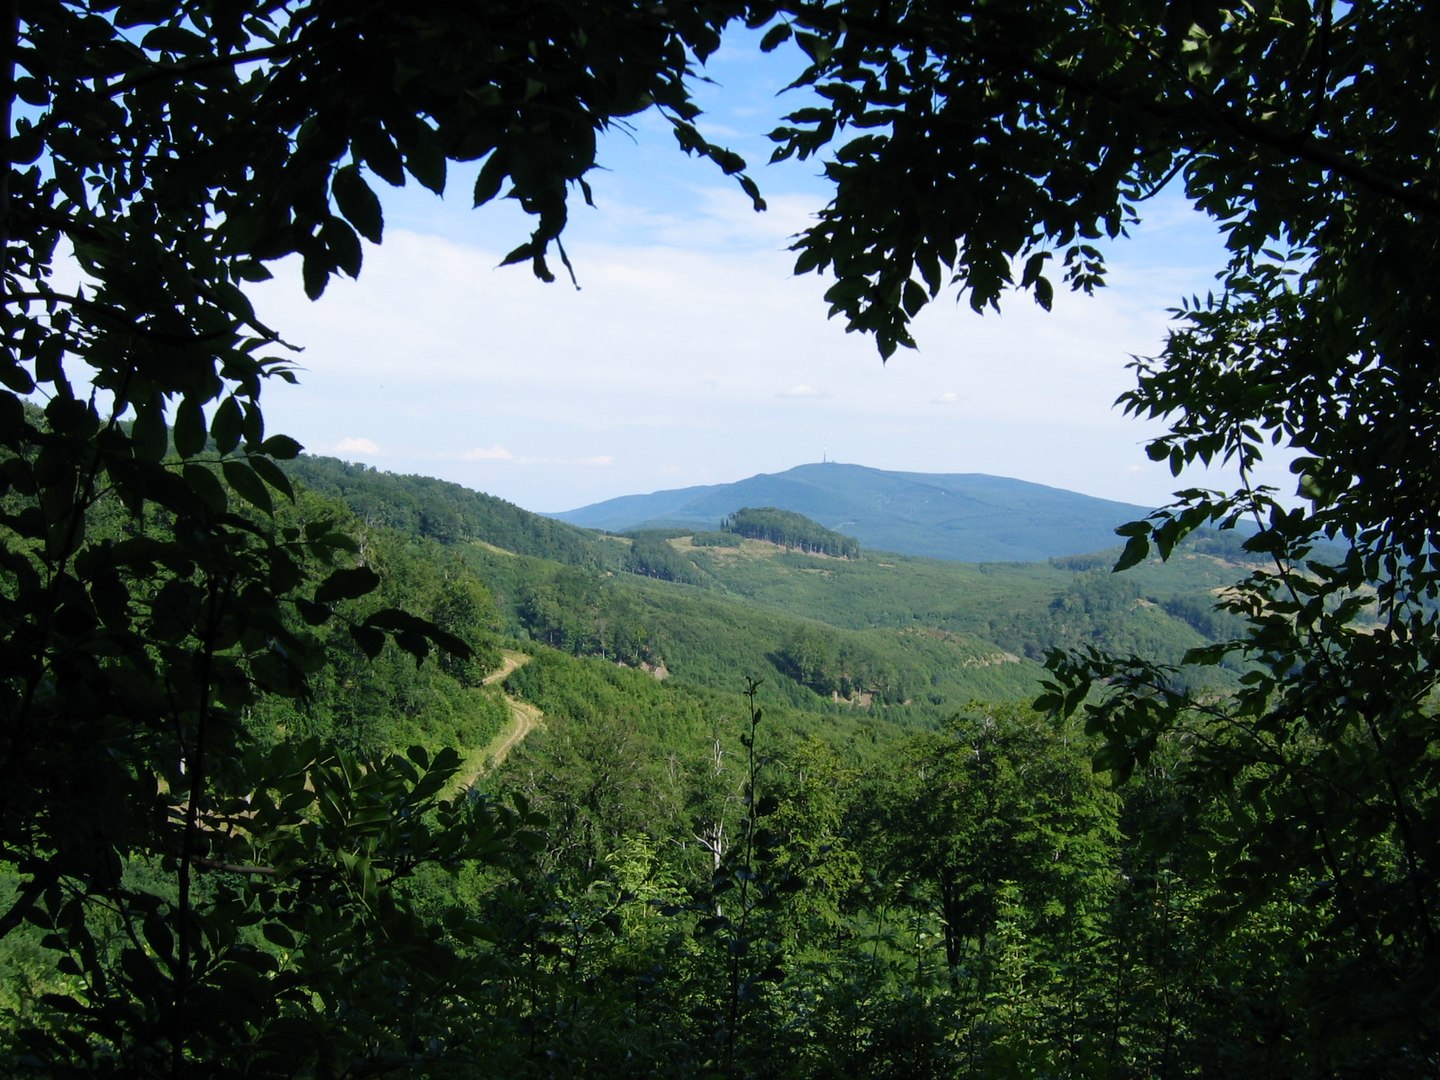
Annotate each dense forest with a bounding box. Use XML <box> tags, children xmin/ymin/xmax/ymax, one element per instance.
<box><xmin>721</xmin><ymin>508</ymin><xmax>860</xmax><ymax>560</ymax></box>
<box><xmin>0</xmin><ymin>451</ymin><xmax>1391</xmax><ymax>1073</ymax></box>
<box><xmin>5</xmin><ymin>1</ymin><xmax>1439</xmax><ymax>1076</ymax></box>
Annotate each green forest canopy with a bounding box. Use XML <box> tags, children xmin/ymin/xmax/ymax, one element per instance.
<box><xmin>3</xmin><ymin>0</ymin><xmax>1439</xmax><ymax>1073</ymax></box>
<box><xmin>722</xmin><ymin>507</ymin><xmax>860</xmax><ymax>559</ymax></box>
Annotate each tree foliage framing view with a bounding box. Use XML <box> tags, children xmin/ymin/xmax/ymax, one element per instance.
<box><xmin>2</xmin><ymin>0</ymin><xmax>1438</xmax><ymax>1072</ymax></box>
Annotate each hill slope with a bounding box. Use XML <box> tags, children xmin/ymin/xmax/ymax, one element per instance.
<box><xmin>285</xmin><ymin>454</ymin><xmax>610</xmax><ymax>565</ymax></box>
<box><xmin>551</xmin><ymin>462</ymin><xmax>1153</xmax><ymax>562</ymax></box>
<box><xmin>272</xmin><ymin>453</ymin><xmax>1252</xmax><ymax>722</ymax></box>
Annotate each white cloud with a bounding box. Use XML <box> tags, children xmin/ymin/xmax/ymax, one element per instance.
<box><xmin>243</xmin><ymin>130</ymin><xmax>1267</xmax><ymax>513</ymax></box>
<box><xmin>333</xmin><ymin>436</ymin><xmax>380</xmax><ymax>455</ymax></box>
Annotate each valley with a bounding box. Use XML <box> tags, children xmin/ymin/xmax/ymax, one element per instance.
<box><xmin>0</xmin><ymin>446</ymin><xmax>1409</xmax><ymax>1075</ymax></box>
<box><xmin>288</xmin><ymin>453</ymin><xmax>1254</xmax><ymax>723</ymax></box>
<box><xmin>5</xmin><ymin>4</ymin><xmax>1430</xmax><ymax>1072</ymax></box>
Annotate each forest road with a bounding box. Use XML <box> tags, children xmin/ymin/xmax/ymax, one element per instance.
<box><xmin>453</xmin><ymin>650</ymin><xmax>541</xmax><ymax>791</ymax></box>
<box><xmin>486</xmin><ymin>697</ymin><xmax>542</xmax><ymax>768</ymax></box>
<box><xmin>482</xmin><ymin>649</ymin><xmax>528</xmax><ymax>686</ymax></box>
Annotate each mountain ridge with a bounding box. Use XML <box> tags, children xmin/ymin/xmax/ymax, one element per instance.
<box><xmin>551</xmin><ymin>462</ymin><xmax>1154</xmax><ymax>562</ymax></box>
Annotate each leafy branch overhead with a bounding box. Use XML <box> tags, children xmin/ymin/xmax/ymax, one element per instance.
<box><xmin>3</xmin><ymin>0</ymin><xmax>1440</xmax><ymax>1072</ymax></box>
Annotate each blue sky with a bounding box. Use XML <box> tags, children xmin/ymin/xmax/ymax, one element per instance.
<box><xmin>249</xmin><ymin>31</ymin><xmax>1284</xmax><ymax>515</ymax></box>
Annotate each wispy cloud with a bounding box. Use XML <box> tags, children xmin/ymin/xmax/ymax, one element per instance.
<box><xmin>931</xmin><ymin>391</ymin><xmax>959</xmax><ymax>405</ymax></box>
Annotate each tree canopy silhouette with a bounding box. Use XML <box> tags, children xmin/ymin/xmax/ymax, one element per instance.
<box><xmin>4</xmin><ymin>0</ymin><xmax>1440</xmax><ymax>1070</ymax></box>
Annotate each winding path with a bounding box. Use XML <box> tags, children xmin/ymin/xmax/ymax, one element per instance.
<box><xmin>452</xmin><ymin>649</ymin><xmax>543</xmax><ymax>792</ymax></box>
<box><xmin>481</xmin><ymin>649</ymin><xmax>529</xmax><ymax>687</ymax></box>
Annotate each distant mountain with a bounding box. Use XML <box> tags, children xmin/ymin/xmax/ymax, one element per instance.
<box><xmin>551</xmin><ymin>463</ymin><xmax>1154</xmax><ymax>562</ymax></box>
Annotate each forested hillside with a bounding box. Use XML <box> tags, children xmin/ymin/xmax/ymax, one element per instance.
<box><xmin>721</xmin><ymin>506</ymin><xmax>860</xmax><ymax>558</ymax></box>
<box><xmin>286</xmin><ymin>455</ymin><xmax>607</xmax><ymax>565</ymax></box>
<box><xmin>0</xmin><ymin>452</ymin><xmax>1320</xmax><ymax>1073</ymax></box>
<box><xmin>0</xmin><ymin>439</ymin><xmax>1354</xmax><ymax>1074</ymax></box>
<box><xmin>285</xmin><ymin>453</ymin><xmax>1249</xmax><ymax>712</ymax></box>
<box><xmin>6</xmin><ymin>1</ymin><xmax>1437</xmax><ymax>1075</ymax></box>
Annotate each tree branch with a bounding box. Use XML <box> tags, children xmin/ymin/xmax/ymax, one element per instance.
<box><xmin>105</xmin><ymin>41</ymin><xmax>303</xmax><ymax>99</ymax></box>
<box><xmin>795</xmin><ymin>6</ymin><xmax>1440</xmax><ymax>220</ymax></box>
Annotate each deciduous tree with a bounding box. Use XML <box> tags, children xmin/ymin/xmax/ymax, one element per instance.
<box><xmin>7</xmin><ymin>0</ymin><xmax>1440</xmax><ymax>1070</ymax></box>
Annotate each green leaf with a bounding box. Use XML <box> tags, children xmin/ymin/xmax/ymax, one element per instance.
<box><xmin>280</xmin><ymin>788</ymin><xmax>316</xmax><ymax>813</ymax></box>
<box><xmin>295</xmin><ymin>598</ymin><xmax>332</xmax><ymax>625</ymax></box>
<box><xmin>794</xmin><ymin>31</ymin><xmax>831</xmax><ymax>63</ymax></box>
<box><xmin>738</xmin><ymin>173</ymin><xmax>766</xmax><ymax>212</ymax></box>
<box><xmin>402</xmin><ymin>124</ymin><xmax>447</xmax><ymax>195</ymax></box>
<box><xmin>222</xmin><ymin>459</ymin><xmax>274</xmax><ymax>515</ymax></box>
<box><xmin>348</xmin><ymin>805</ymin><xmax>393</xmax><ymax>829</ymax></box>
<box><xmin>249</xmin><ymin>454</ymin><xmax>295</xmax><ymax>501</ymax></box>
<box><xmin>212</xmin><ymin>395</ymin><xmax>243</xmax><ymax>454</ymax></box>
<box><xmin>321</xmin><ymin>216</ymin><xmax>363</xmax><ymax>278</ymax></box>
<box><xmin>1020</xmin><ymin>251</ymin><xmax>1049</xmax><ymax>288</ymax></box>
<box><xmin>302</xmin><ymin>249</ymin><xmax>330</xmax><ymax>300</ymax></box>
<box><xmin>760</xmin><ymin>23</ymin><xmax>792</xmax><ymax>52</ymax></box>
<box><xmin>353</xmin><ymin>123</ymin><xmax>405</xmax><ymax>186</ymax></box>
<box><xmin>14</xmin><ymin>77</ymin><xmax>48</xmax><ymax>108</ymax></box>
<box><xmin>182</xmin><ymin>463</ymin><xmax>227</xmax><ymax>515</ymax></box>
<box><xmin>141</xmin><ymin>25</ymin><xmax>207</xmax><ymax>54</ymax></box>
<box><xmin>131</xmin><ymin>397</ymin><xmax>168</xmax><ymax>461</ymax></box>
<box><xmin>260</xmin><ymin>434</ymin><xmax>303</xmax><ymax>460</ymax></box>
<box><xmin>234</xmin><ymin>259</ymin><xmax>273</xmax><ymax>283</ymax></box>
<box><xmin>1033</xmin><ymin>275</ymin><xmax>1054</xmax><ymax>311</ymax></box>
<box><xmin>350</xmin><ymin>622</ymin><xmax>385</xmax><ymax>658</ymax></box>
<box><xmin>150</xmin><ymin>578</ymin><xmax>202</xmax><ymax>641</ymax></box>
<box><xmin>1182</xmin><ymin>643</ymin><xmax>1230</xmax><ymax>666</ymax></box>
<box><xmin>315</xmin><ymin>566</ymin><xmax>381</xmax><ymax>603</ymax></box>
<box><xmin>142</xmin><ymin>912</ymin><xmax>173</xmax><ymax>960</ymax></box>
<box><xmin>332</xmin><ymin>164</ymin><xmax>384</xmax><ymax>244</ymax></box>
<box><xmin>173</xmin><ymin>396</ymin><xmax>206</xmax><ymax>458</ymax></box>
<box><xmin>0</xmin><ymin>360</ymin><xmax>35</xmax><ymax>394</ymax></box>
<box><xmin>473</xmin><ymin>152</ymin><xmax>508</xmax><ymax>207</ymax></box>
<box><xmin>1112</xmin><ymin>533</ymin><xmax>1150</xmax><ymax>572</ymax></box>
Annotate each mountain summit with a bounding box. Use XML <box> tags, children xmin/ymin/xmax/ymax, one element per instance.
<box><xmin>551</xmin><ymin>463</ymin><xmax>1153</xmax><ymax>562</ymax></box>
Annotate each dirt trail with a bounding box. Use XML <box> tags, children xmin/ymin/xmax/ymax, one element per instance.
<box><xmin>481</xmin><ymin>649</ymin><xmax>528</xmax><ymax>686</ymax></box>
<box><xmin>485</xmin><ymin>698</ymin><xmax>542</xmax><ymax>767</ymax></box>
<box><xmin>452</xmin><ymin>650</ymin><xmax>542</xmax><ymax>792</ymax></box>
